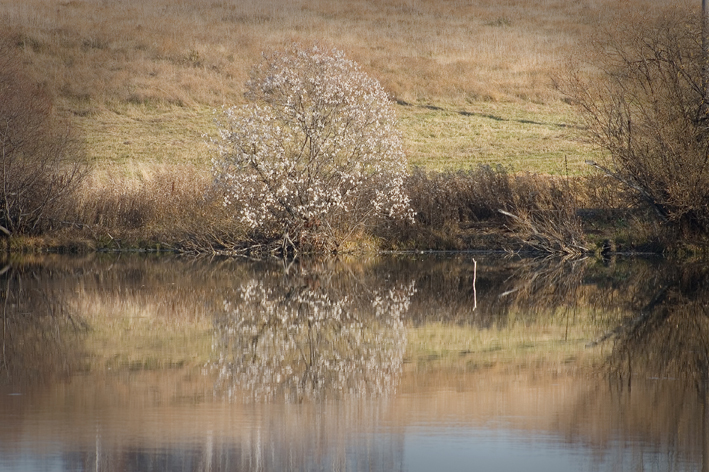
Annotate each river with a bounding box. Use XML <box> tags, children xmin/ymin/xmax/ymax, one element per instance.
<box><xmin>0</xmin><ymin>253</ymin><xmax>705</xmax><ymax>471</ymax></box>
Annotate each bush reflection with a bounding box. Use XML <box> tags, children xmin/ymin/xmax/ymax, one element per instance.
<box><xmin>0</xmin><ymin>261</ymin><xmax>88</xmax><ymax>389</ymax></box>
<box><xmin>212</xmin><ymin>261</ymin><xmax>413</xmax><ymax>401</ymax></box>
<box><xmin>603</xmin><ymin>263</ymin><xmax>709</xmax><ymax>392</ymax></box>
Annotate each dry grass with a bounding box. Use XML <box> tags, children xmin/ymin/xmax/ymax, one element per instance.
<box><xmin>0</xmin><ymin>0</ymin><xmax>668</xmax><ymax>175</ymax></box>
<box><xmin>0</xmin><ymin>0</ymin><xmax>603</xmax><ymax>107</ymax></box>
<box><xmin>381</xmin><ymin>166</ymin><xmax>589</xmax><ymax>252</ymax></box>
<box><xmin>68</xmin><ymin>163</ymin><xmax>247</xmax><ymax>250</ymax></box>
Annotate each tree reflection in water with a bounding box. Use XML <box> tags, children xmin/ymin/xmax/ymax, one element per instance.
<box><xmin>0</xmin><ymin>261</ymin><xmax>87</xmax><ymax>389</ymax></box>
<box><xmin>211</xmin><ymin>259</ymin><xmax>414</xmax><ymax>401</ymax></box>
<box><xmin>598</xmin><ymin>263</ymin><xmax>709</xmax><ymax>471</ymax></box>
<box><xmin>603</xmin><ymin>263</ymin><xmax>709</xmax><ymax>391</ymax></box>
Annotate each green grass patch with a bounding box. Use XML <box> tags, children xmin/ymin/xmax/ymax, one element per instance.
<box><xmin>398</xmin><ymin>100</ymin><xmax>605</xmax><ymax>174</ymax></box>
<box><xmin>74</xmin><ymin>99</ymin><xmax>604</xmax><ymax>175</ymax></box>
<box><xmin>75</xmin><ymin>103</ymin><xmax>217</xmax><ymax>171</ymax></box>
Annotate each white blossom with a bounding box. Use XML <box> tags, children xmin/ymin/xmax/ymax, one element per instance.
<box><xmin>211</xmin><ymin>44</ymin><xmax>414</xmax><ymax>250</ymax></box>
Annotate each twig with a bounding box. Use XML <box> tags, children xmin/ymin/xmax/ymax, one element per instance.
<box><xmin>472</xmin><ymin>258</ymin><xmax>477</xmax><ymax>311</ymax></box>
<box><xmin>585</xmin><ymin>160</ymin><xmax>668</xmax><ymax>222</ymax></box>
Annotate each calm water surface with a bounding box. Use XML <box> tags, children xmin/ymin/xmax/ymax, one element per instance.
<box><xmin>0</xmin><ymin>254</ymin><xmax>706</xmax><ymax>471</ymax></box>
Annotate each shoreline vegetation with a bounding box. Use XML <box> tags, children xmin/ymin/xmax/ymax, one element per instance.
<box><xmin>1</xmin><ymin>0</ymin><xmax>707</xmax><ymax>258</ymax></box>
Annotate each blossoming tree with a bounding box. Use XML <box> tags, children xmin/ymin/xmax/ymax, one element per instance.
<box><xmin>212</xmin><ymin>44</ymin><xmax>413</xmax><ymax>252</ymax></box>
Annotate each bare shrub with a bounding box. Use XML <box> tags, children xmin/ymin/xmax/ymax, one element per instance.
<box><xmin>399</xmin><ymin>166</ymin><xmax>587</xmax><ymax>254</ymax></box>
<box><xmin>74</xmin><ymin>166</ymin><xmax>245</xmax><ymax>251</ymax></box>
<box><xmin>405</xmin><ymin>166</ymin><xmax>513</xmax><ymax>228</ymax></box>
<box><xmin>561</xmin><ymin>5</ymin><xmax>709</xmax><ymax>237</ymax></box>
<box><xmin>0</xmin><ymin>36</ymin><xmax>85</xmax><ymax>236</ymax></box>
<box><xmin>504</xmin><ymin>173</ymin><xmax>588</xmax><ymax>255</ymax></box>
<box><xmin>212</xmin><ymin>44</ymin><xmax>413</xmax><ymax>253</ymax></box>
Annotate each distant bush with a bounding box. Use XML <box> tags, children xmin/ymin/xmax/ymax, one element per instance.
<box><xmin>211</xmin><ymin>44</ymin><xmax>413</xmax><ymax>253</ymax></box>
<box><xmin>0</xmin><ymin>35</ymin><xmax>85</xmax><ymax>236</ymax></box>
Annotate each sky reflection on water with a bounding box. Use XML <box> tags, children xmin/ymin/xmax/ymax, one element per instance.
<box><xmin>0</xmin><ymin>254</ymin><xmax>706</xmax><ymax>471</ymax></box>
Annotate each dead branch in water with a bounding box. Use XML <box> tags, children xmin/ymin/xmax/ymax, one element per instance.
<box><xmin>498</xmin><ymin>209</ymin><xmax>590</xmax><ymax>256</ymax></box>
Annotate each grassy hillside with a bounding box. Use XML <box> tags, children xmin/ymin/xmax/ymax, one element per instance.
<box><xmin>0</xmin><ymin>0</ymin><xmax>624</xmax><ymax>174</ymax></box>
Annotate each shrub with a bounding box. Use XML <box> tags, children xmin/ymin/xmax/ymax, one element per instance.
<box><xmin>562</xmin><ymin>6</ymin><xmax>709</xmax><ymax>237</ymax></box>
<box><xmin>399</xmin><ymin>166</ymin><xmax>587</xmax><ymax>254</ymax></box>
<box><xmin>211</xmin><ymin>44</ymin><xmax>413</xmax><ymax>253</ymax></box>
<box><xmin>0</xmin><ymin>35</ymin><xmax>85</xmax><ymax>236</ymax></box>
<box><xmin>73</xmin><ymin>166</ymin><xmax>245</xmax><ymax>252</ymax></box>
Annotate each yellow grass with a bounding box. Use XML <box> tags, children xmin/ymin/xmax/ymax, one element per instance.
<box><xmin>0</xmin><ymin>0</ymin><xmax>599</xmax><ymax>106</ymax></box>
<box><xmin>1</xmin><ymin>0</ymin><xmax>661</xmax><ymax>174</ymax></box>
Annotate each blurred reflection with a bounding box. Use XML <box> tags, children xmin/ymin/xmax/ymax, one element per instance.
<box><xmin>593</xmin><ymin>263</ymin><xmax>709</xmax><ymax>471</ymax></box>
<box><xmin>0</xmin><ymin>260</ymin><xmax>88</xmax><ymax>389</ymax></box>
<box><xmin>211</xmin><ymin>259</ymin><xmax>413</xmax><ymax>401</ymax></box>
<box><xmin>2</xmin><ymin>253</ymin><xmax>709</xmax><ymax>472</ymax></box>
<box><xmin>603</xmin><ymin>263</ymin><xmax>709</xmax><ymax>391</ymax></box>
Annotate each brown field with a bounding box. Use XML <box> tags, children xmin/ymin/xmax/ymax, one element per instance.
<box><xmin>1</xmin><ymin>0</ymin><xmax>676</xmax><ymax>174</ymax></box>
<box><xmin>2</xmin><ymin>0</ymin><xmax>597</xmax><ymax>107</ymax></box>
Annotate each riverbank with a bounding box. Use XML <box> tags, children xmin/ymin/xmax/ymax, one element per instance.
<box><xmin>0</xmin><ymin>195</ymin><xmax>678</xmax><ymax>258</ymax></box>
<box><xmin>2</xmin><ymin>0</ymin><xmax>706</xmax><ymax>257</ymax></box>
